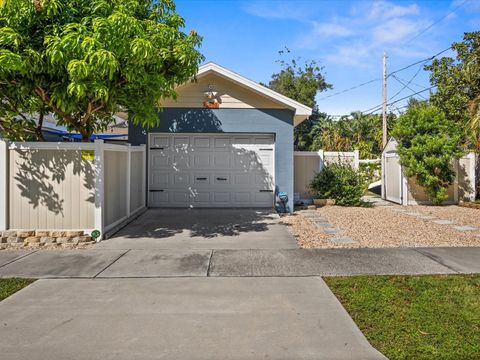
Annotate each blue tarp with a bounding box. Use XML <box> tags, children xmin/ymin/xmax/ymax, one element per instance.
<box><xmin>43</xmin><ymin>130</ymin><xmax>126</xmax><ymax>141</ymax></box>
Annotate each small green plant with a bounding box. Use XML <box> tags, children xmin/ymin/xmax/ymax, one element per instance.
<box><xmin>310</xmin><ymin>163</ymin><xmax>365</xmax><ymax>206</ymax></box>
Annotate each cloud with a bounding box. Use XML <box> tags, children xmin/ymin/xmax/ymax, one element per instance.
<box><xmin>242</xmin><ymin>1</ymin><xmax>311</xmax><ymax>21</ymax></box>
<box><xmin>294</xmin><ymin>1</ymin><xmax>439</xmax><ymax>68</ymax></box>
<box><xmin>372</xmin><ymin>18</ymin><xmax>428</xmax><ymax>44</ymax></box>
<box><xmin>312</xmin><ymin>21</ymin><xmax>353</xmax><ymax>37</ymax></box>
<box><xmin>367</xmin><ymin>1</ymin><xmax>419</xmax><ymax>20</ymax></box>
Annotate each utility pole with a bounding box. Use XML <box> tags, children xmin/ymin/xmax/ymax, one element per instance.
<box><xmin>382</xmin><ymin>51</ymin><xmax>388</xmax><ymax>148</ymax></box>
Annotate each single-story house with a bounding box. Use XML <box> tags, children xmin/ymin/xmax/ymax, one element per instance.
<box><xmin>129</xmin><ymin>62</ymin><xmax>312</xmax><ymax>211</ymax></box>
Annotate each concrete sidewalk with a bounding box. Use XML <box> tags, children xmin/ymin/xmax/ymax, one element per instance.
<box><xmin>0</xmin><ymin>277</ymin><xmax>386</xmax><ymax>360</ymax></box>
<box><xmin>1</xmin><ymin>247</ymin><xmax>479</xmax><ymax>278</ymax></box>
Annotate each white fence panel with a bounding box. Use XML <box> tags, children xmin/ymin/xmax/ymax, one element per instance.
<box><xmin>0</xmin><ymin>139</ymin><xmax>146</xmax><ymax>240</ymax></box>
<box><xmin>294</xmin><ymin>150</ymin><xmax>360</xmax><ymax>199</ymax></box>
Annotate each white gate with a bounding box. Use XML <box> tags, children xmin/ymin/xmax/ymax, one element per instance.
<box><xmin>384</xmin><ymin>152</ymin><xmax>403</xmax><ymax>204</ymax></box>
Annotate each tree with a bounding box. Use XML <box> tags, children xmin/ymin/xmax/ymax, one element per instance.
<box><xmin>426</xmin><ymin>31</ymin><xmax>480</xmax><ymax>149</ymax></box>
<box><xmin>266</xmin><ymin>49</ymin><xmax>332</xmax><ymax>150</ymax></box>
<box><xmin>391</xmin><ymin>103</ymin><xmax>464</xmax><ymax>204</ymax></box>
<box><xmin>308</xmin><ymin>112</ymin><xmax>396</xmax><ymax>158</ymax></box>
<box><xmin>0</xmin><ymin>0</ymin><xmax>203</xmax><ymax>141</ymax></box>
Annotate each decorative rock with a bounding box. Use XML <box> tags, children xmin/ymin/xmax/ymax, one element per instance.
<box><xmin>35</xmin><ymin>230</ymin><xmax>51</xmax><ymax>237</ymax></box>
<box><xmin>55</xmin><ymin>237</ymin><xmax>71</xmax><ymax>244</ymax></box>
<box><xmin>315</xmin><ymin>222</ymin><xmax>333</xmax><ymax>228</ymax></box>
<box><xmin>330</xmin><ymin>237</ymin><xmax>357</xmax><ymax>245</ymax></box>
<box><xmin>0</xmin><ymin>237</ymin><xmax>7</xmax><ymax>243</ymax></box>
<box><xmin>50</xmin><ymin>231</ymin><xmax>67</xmax><ymax>237</ymax></box>
<box><xmin>324</xmin><ymin>229</ymin><xmax>343</xmax><ymax>235</ymax></box>
<box><xmin>16</xmin><ymin>230</ymin><xmax>34</xmax><ymax>237</ymax></box>
<box><xmin>73</xmin><ymin>236</ymin><xmax>93</xmax><ymax>243</ymax></box>
<box><xmin>40</xmin><ymin>236</ymin><xmax>56</xmax><ymax>244</ymax></box>
<box><xmin>66</xmin><ymin>230</ymin><xmax>84</xmax><ymax>237</ymax></box>
<box><xmin>432</xmin><ymin>219</ymin><xmax>454</xmax><ymax>225</ymax></box>
<box><xmin>7</xmin><ymin>236</ymin><xmax>23</xmax><ymax>243</ymax></box>
<box><xmin>2</xmin><ymin>230</ymin><xmax>17</xmax><ymax>237</ymax></box>
<box><xmin>24</xmin><ymin>236</ymin><xmax>40</xmax><ymax>243</ymax></box>
<box><xmin>453</xmin><ymin>225</ymin><xmax>478</xmax><ymax>232</ymax></box>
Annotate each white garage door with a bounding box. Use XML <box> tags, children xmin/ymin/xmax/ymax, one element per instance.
<box><xmin>148</xmin><ymin>133</ymin><xmax>275</xmax><ymax>208</ymax></box>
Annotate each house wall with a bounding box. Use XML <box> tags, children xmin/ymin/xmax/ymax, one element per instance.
<box><xmin>8</xmin><ymin>148</ymin><xmax>95</xmax><ymax>229</ymax></box>
<box><xmin>129</xmin><ymin>108</ymin><xmax>295</xmax><ymax>211</ymax></box>
<box><xmin>161</xmin><ymin>73</ymin><xmax>285</xmax><ymax>109</ymax></box>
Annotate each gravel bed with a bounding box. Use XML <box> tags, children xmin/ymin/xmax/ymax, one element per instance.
<box><xmin>283</xmin><ymin>205</ymin><xmax>480</xmax><ymax>249</ymax></box>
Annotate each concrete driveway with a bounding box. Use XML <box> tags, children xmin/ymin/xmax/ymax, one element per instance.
<box><xmin>0</xmin><ymin>277</ymin><xmax>386</xmax><ymax>360</ymax></box>
<box><xmin>97</xmin><ymin>209</ymin><xmax>297</xmax><ymax>250</ymax></box>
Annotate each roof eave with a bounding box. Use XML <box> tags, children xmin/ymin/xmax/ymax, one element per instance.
<box><xmin>197</xmin><ymin>62</ymin><xmax>313</xmax><ymax>118</ymax></box>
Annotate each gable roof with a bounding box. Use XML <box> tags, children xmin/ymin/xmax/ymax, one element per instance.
<box><xmin>196</xmin><ymin>62</ymin><xmax>312</xmax><ymax>126</ymax></box>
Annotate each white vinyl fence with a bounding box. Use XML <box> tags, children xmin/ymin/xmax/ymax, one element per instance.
<box><xmin>382</xmin><ymin>138</ymin><xmax>477</xmax><ymax>205</ymax></box>
<box><xmin>294</xmin><ymin>150</ymin><xmax>359</xmax><ymax>199</ymax></box>
<box><xmin>0</xmin><ymin>139</ymin><xmax>146</xmax><ymax>240</ymax></box>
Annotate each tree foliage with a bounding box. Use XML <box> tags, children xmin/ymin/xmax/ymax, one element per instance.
<box><xmin>391</xmin><ymin>103</ymin><xmax>464</xmax><ymax>204</ymax></box>
<box><xmin>266</xmin><ymin>49</ymin><xmax>332</xmax><ymax>150</ymax></box>
<box><xmin>426</xmin><ymin>31</ymin><xmax>480</xmax><ymax>149</ymax></box>
<box><xmin>0</xmin><ymin>0</ymin><xmax>203</xmax><ymax>141</ymax></box>
<box><xmin>308</xmin><ymin>112</ymin><xmax>397</xmax><ymax>158</ymax></box>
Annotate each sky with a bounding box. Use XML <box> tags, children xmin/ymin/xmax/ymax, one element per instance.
<box><xmin>175</xmin><ymin>0</ymin><xmax>479</xmax><ymax>116</ymax></box>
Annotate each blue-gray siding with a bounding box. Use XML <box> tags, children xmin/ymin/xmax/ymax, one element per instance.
<box><xmin>129</xmin><ymin>108</ymin><xmax>295</xmax><ymax>211</ymax></box>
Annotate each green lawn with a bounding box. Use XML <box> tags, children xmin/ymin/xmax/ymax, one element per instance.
<box><xmin>0</xmin><ymin>278</ymin><xmax>34</xmax><ymax>301</ymax></box>
<box><xmin>325</xmin><ymin>275</ymin><xmax>480</xmax><ymax>360</ymax></box>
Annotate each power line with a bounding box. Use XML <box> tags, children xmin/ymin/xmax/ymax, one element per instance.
<box><xmin>403</xmin><ymin>0</ymin><xmax>469</xmax><ymax>46</ymax></box>
<box><xmin>317</xmin><ymin>47</ymin><xmax>451</xmax><ymax>102</ymax></box>
<box><xmin>317</xmin><ymin>78</ymin><xmax>381</xmax><ymax>101</ymax></box>
<box><xmin>393</xmin><ymin>75</ymin><xmax>428</xmax><ymax>90</ymax></box>
<box><xmin>388</xmin><ymin>66</ymin><xmax>423</xmax><ymax>101</ymax></box>
<box><xmin>363</xmin><ymin>86</ymin><xmax>436</xmax><ymax>115</ymax></box>
<box><xmin>388</xmin><ymin>46</ymin><xmax>452</xmax><ymax>76</ymax></box>
<box><xmin>391</xmin><ymin>74</ymin><xmax>428</xmax><ymax>100</ymax></box>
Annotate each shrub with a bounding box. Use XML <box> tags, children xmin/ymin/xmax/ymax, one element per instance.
<box><xmin>391</xmin><ymin>103</ymin><xmax>464</xmax><ymax>204</ymax></box>
<box><xmin>310</xmin><ymin>164</ymin><xmax>365</xmax><ymax>206</ymax></box>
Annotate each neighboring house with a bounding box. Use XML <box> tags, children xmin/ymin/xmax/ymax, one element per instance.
<box><xmin>129</xmin><ymin>62</ymin><xmax>312</xmax><ymax>211</ymax></box>
<box><xmin>35</xmin><ymin>113</ymin><xmax>129</xmax><ymax>141</ymax></box>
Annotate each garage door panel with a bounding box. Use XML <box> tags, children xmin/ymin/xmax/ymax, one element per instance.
<box><xmin>214</xmin><ymin>173</ymin><xmax>230</xmax><ymax>185</ymax></box>
<box><xmin>173</xmin><ymin>173</ymin><xmax>190</xmax><ymax>186</ymax></box>
<box><xmin>234</xmin><ymin>192</ymin><xmax>251</xmax><ymax>203</ymax></box>
<box><xmin>255</xmin><ymin>192</ymin><xmax>274</xmax><ymax>204</ymax></box>
<box><xmin>151</xmin><ymin>171</ymin><xmax>169</xmax><ymax>187</ymax></box>
<box><xmin>149</xmin><ymin>133</ymin><xmax>275</xmax><ymax>208</ymax></box>
<box><xmin>173</xmin><ymin>136</ymin><xmax>190</xmax><ymax>147</ymax></box>
<box><xmin>172</xmin><ymin>154</ymin><xmax>190</xmax><ymax>169</ymax></box>
<box><xmin>213</xmin><ymin>152</ymin><xmax>231</xmax><ymax>168</ymax></box>
<box><xmin>151</xmin><ymin>153</ymin><xmax>170</xmax><ymax>167</ymax></box>
<box><xmin>152</xmin><ymin>136</ymin><xmax>170</xmax><ymax>148</ymax></box>
<box><xmin>192</xmin><ymin>191</ymin><xmax>211</xmax><ymax>204</ymax></box>
<box><xmin>214</xmin><ymin>137</ymin><xmax>230</xmax><ymax>148</ymax></box>
<box><xmin>172</xmin><ymin>191</ymin><xmax>190</xmax><ymax>204</ymax></box>
<box><xmin>193</xmin><ymin>136</ymin><xmax>211</xmax><ymax>148</ymax></box>
<box><xmin>150</xmin><ymin>190</ymin><xmax>169</xmax><ymax>205</ymax></box>
<box><xmin>193</xmin><ymin>153</ymin><xmax>211</xmax><ymax>168</ymax></box>
<box><xmin>193</xmin><ymin>174</ymin><xmax>211</xmax><ymax>185</ymax></box>
<box><xmin>233</xmin><ymin>173</ymin><xmax>251</xmax><ymax>185</ymax></box>
<box><xmin>213</xmin><ymin>192</ymin><xmax>231</xmax><ymax>203</ymax></box>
